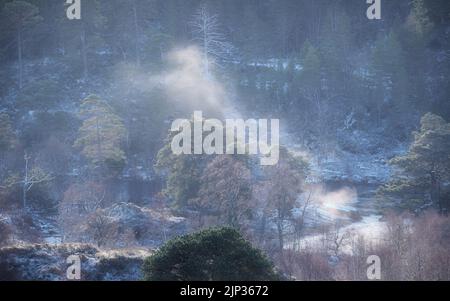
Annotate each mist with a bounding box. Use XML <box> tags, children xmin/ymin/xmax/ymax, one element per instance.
<box><xmin>1</xmin><ymin>0</ymin><xmax>450</xmax><ymax>282</ymax></box>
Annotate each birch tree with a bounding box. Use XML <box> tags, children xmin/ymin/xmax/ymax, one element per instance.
<box><xmin>20</xmin><ymin>151</ymin><xmax>53</xmax><ymax>209</ymax></box>
<box><xmin>59</xmin><ymin>181</ymin><xmax>107</xmax><ymax>242</ymax></box>
<box><xmin>195</xmin><ymin>155</ymin><xmax>252</xmax><ymax>229</ymax></box>
<box><xmin>262</xmin><ymin>147</ymin><xmax>309</xmax><ymax>252</ymax></box>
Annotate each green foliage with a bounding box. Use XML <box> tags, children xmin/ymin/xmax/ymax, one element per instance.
<box><xmin>18</xmin><ymin>79</ymin><xmax>61</xmax><ymax>111</ymax></box>
<box><xmin>155</xmin><ymin>120</ymin><xmax>210</xmax><ymax>210</ymax></box>
<box><xmin>0</xmin><ymin>173</ymin><xmax>21</xmax><ymax>208</ymax></box>
<box><xmin>21</xmin><ymin>111</ymin><xmax>79</xmax><ymax>148</ymax></box>
<box><xmin>299</xmin><ymin>42</ymin><xmax>321</xmax><ymax>90</ymax></box>
<box><xmin>0</xmin><ymin>220</ymin><xmax>11</xmax><ymax>247</ymax></box>
<box><xmin>2</xmin><ymin>1</ymin><xmax>42</xmax><ymax>28</ymax></box>
<box><xmin>380</xmin><ymin>113</ymin><xmax>450</xmax><ymax>211</ymax></box>
<box><xmin>74</xmin><ymin>95</ymin><xmax>127</xmax><ymax>174</ymax></box>
<box><xmin>156</xmin><ymin>143</ymin><xmax>204</xmax><ymax>209</ymax></box>
<box><xmin>423</xmin><ymin>0</ymin><xmax>450</xmax><ymax>25</ymax></box>
<box><xmin>0</xmin><ymin>113</ymin><xmax>16</xmax><ymax>152</ymax></box>
<box><xmin>392</xmin><ymin>113</ymin><xmax>450</xmax><ymax>176</ymax></box>
<box><xmin>2</xmin><ymin>1</ymin><xmax>43</xmax><ymax>88</ymax></box>
<box><xmin>110</xmin><ymin>87</ymin><xmax>168</xmax><ymax>157</ymax></box>
<box><xmin>371</xmin><ymin>32</ymin><xmax>407</xmax><ymax>98</ymax></box>
<box><xmin>368</xmin><ymin>31</ymin><xmax>410</xmax><ymax>130</ymax></box>
<box><xmin>319</xmin><ymin>7</ymin><xmax>352</xmax><ymax>87</ymax></box>
<box><xmin>56</xmin><ymin>0</ymin><xmax>106</xmax><ymax>79</ymax></box>
<box><xmin>408</xmin><ymin>0</ymin><xmax>433</xmax><ymax>37</ymax></box>
<box><xmin>278</xmin><ymin>146</ymin><xmax>310</xmax><ymax>177</ymax></box>
<box><xmin>143</xmin><ymin>227</ymin><xmax>279</xmax><ymax>281</ymax></box>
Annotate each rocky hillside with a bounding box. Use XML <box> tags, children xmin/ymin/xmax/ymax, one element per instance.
<box><xmin>0</xmin><ymin>243</ymin><xmax>152</xmax><ymax>281</ymax></box>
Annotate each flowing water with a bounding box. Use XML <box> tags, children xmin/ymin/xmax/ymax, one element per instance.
<box><xmin>289</xmin><ymin>181</ymin><xmax>387</xmax><ymax>253</ymax></box>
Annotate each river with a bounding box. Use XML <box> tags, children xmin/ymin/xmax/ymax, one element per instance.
<box><xmin>288</xmin><ymin>181</ymin><xmax>387</xmax><ymax>254</ymax></box>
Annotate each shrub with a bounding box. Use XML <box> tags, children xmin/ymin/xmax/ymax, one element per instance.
<box><xmin>0</xmin><ymin>221</ymin><xmax>11</xmax><ymax>247</ymax></box>
<box><xmin>143</xmin><ymin>227</ymin><xmax>279</xmax><ymax>281</ymax></box>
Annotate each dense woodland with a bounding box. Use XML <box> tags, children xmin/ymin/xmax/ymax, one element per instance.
<box><xmin>1</xmin><ymin>0</ymin><xmax>450</xmax><ymax>281</ymax></box>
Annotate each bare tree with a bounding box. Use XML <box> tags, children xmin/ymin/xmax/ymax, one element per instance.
<box><xmin>85</xmin><ymin>210</ymin><xmax>119</xmax><ymax>248</ymax></box>
<box><xmin>292</xmin><ymin>191</ymin><xmax>317</xmax><ymax>249</ymax></box>
<box><xmin>261</xmin><ymin>148</ymin><xmax>309</xmax><ymax>253</ymax></box>
<box><xmin>195</xmin><ymin>155</ymin><xmax>253</xmax><ymax>229</ymax></box>
<box><xmin>325</xmin><ymin>222</ymin><xmax>352</xmax><ymax>258</ymax></box>
<box><xmin>190</xmin><ymin>4</ymin><xmax>235</xmax><ymax>76</ymax></box>
<box><xmin>59</xmin><ymin>181</ymin><xmax>106</xmax><ymax>242</ymax></box>
<box><xmin>15</xmin><ymin>152</ymin><xmax>53</xmax><ymax>209</ymax></box>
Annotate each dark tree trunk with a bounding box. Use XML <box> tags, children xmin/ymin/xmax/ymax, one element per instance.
<box><xmin>18</xmin><ymin>27</ymin><xmax>23</xmax><ymax>90</ymax></box>
<box><xmin>277</xmin><ymin>218</ymin><xmax>284</xmax><ymax>252</ymax></box>
<box><xmin>80</xmin><ymin>23</ymin><xmax>88</xmax><ymax>80</ymax></box>
<box><xmin>132</xmin><ymin>0</ymin><xmax>141</xmax><ymax>66</ymax></box>
<box><xmin>430</xmin><ymin>172</ymin><xmax>442</xmax><ymax>213</ymax></box>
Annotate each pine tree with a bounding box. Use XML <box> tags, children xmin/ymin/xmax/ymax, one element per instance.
<box><xmin>2</xmin><ymin>0</ymin><xmax>42</xmax><ymax>90</ymax></box>
<box><xmin>407</xmin><ymin>0</ymin><xmax>433</xmax><ymax>37</ymax></box>
<box><xmin>104</xmin><ymin>0</ymin><xmax>162</xmax><ymax>66</ymax></box>
<box><xmin>0</xmin><ymin>113</ymin><xmax>16</xmax><ymax>152</ymax></box>
<box><xmin>402</xmin><ymin>0</ymin><xmax>432</xmax><ymax>115</ymax></box>
<box><xmin>155</xmin><ymin>131</ymin><xmax>205</xmax><ymax>210</ymax></box>
<box><xmin>298</xmin><ymin>42</ymin><xmax>333</xmax><ymax>158</ymax></box>
<box><xmin>423</xmin><ymin>0</ymin><xmax>450</xmax><ymax>26</ymax></box>
<box><xmin>319</xmin><ymin>5</ymin><xmax>353</xmax><ymax>90</ymax></box>
<box><xmin>300</xmin><ymin>42</ymin><xmax>321</xmax><ymax>91</ymax></box>
<box><xmin>143</xmin><ymin>227</ymin><xmax>279</xmax><ymax>281</ymax></box>
<box><xmin>58</xmin><ymin>0</ymin><xmax>106</xmax><ymax>79</ymax></box>
<box><xmin>380</xmin><ymin>113</ymin><xmax>450</xmax><ymax>213</ymax></box>
<box><xmin>299</xmin><ymin>41</ymin><xmax>322</xmax><ymax>118</ymax></box>
<box><xmin>369</xmin><ymin>31</ymin><xmax>409</xmax><ymax>130</ymax></box>
<box><xmin>74</xmin><ymin>95</ymin><xmax>127</xmax><ymax>174</ymax></box>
